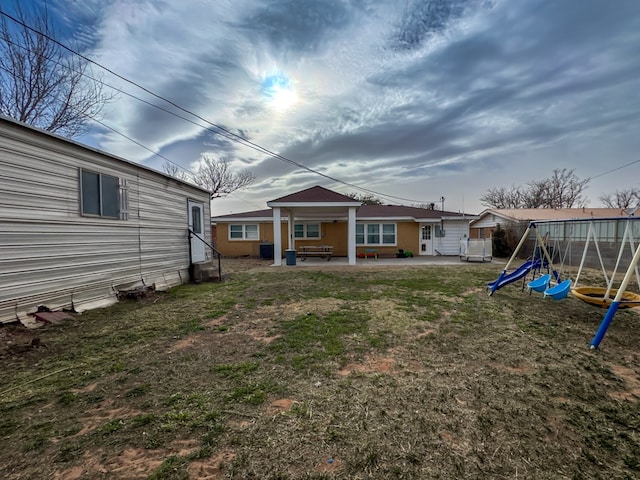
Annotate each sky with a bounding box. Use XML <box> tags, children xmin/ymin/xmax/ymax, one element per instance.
<box><xmin>4</xmin><ymin>0</ymin><xmax>640</xmax><ymax>215</ymax></box>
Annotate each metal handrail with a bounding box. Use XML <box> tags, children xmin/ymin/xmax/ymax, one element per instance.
<box><xmin>188</xmin><ymin>229</ymin><xmax>223</xmax><ymax>282</ymax></box>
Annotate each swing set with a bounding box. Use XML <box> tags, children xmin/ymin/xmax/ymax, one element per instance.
<box><xmin>487</xmin><ymin>215</ymin><xmax>640</xmax><ymax>348</ymax></box>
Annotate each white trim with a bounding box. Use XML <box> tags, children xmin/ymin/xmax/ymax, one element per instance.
<box><xmin>348</xmin><ymin>207</ymin><xmax>356</xmax><ymax>265</ymax></box>
<box><xmin>228</xmin><ymin>223</ymin><xmax>259</xmax><ymax>241</ymax></box>
<box><xmin>267</xmin><ymin>201</ymin><xmax>361</xmax><ymax>208</ymax></box>
<box><xmin>214</xmin><ymin>216</ymin><xmax>275</xmax><ymax>222</ymax></box>
<box><xmin>273</xmin><ymin>207</ymin><xmax>282</xmax><ymax>266</ymax></box>
<box><xmin>294</xmin><ymin>222</ymin><xmax>321</xmax><ymax>239</ymax></box>
<box><xmin>356</xmin><ymin>222</ymin><xmax>398</xmax><ymax>246</ymax></box>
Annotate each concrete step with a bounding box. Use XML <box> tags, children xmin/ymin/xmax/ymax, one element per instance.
<box><xmin>192</xmin><ymin>261</ymin><xmax>224</xmax><ymax>283</ymax></box>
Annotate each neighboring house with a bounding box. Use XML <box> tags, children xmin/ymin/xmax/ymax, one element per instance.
<box><xmin>212</xmin><ymin>186</ymin><xmax>475</xmax><ymax>265</ymax></box>
<box><xmin>0</xmin><ymin>116</ymin><xmax>212</xmax><ymax>324</ymax></box>
<box><xmin>470</xmin><ymin>208</ymin><xmax>629</xmax><ymax>239</ymax></box>
<box><xmin>470</xmin><ymin>207</ymin><xmax>638</xmax><ymax>265</ymax></box>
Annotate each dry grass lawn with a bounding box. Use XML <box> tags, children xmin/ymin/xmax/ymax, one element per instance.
<box><xmin>1</xmin><ymin>258</ymin><xmax>639</xmax><ymax>479</ymax></box>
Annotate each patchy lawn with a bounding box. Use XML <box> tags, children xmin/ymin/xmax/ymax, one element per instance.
<box><xmin>1</xmin><ymin>259</ymin><xmax>639</xmax><ymax>479</ymax></box>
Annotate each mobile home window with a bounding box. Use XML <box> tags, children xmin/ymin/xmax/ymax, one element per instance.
<box><xmin>356</xmin><ymin>223</ymin><xmax>396</xmax><ymax>245</ymax></box>
<box><xmin>294</xmin><ymin>223</ymin><xmax>320</xmax><ymax>239</ymax></box>
<box><xmin>229</xmin><ymin>224</ymin><xmax>259</xmax><ymax>240</ymax></box>
<box><xmin>80</xmin><ymin>169</ymin><xmax>124</xmax><ymax>219</ymax></box>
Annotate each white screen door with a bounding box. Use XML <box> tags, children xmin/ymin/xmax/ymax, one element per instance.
<box><xmin>420</xmin><ymin>224</ymin><xmax>433</xmax><ymax>256</ymax></box>
<box><xmin>188</xmin><ymin>200</ymin><xmax>206</xmax><ymax>262</ymax></box>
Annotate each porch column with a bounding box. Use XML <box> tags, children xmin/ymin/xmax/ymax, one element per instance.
<box><xmin>347</xmin><ymin>206</ymin><xmax>356</xmax><ymax>265</ymax></box>
<box><xmin>273</xmin><ymin>207</ymin><xmax>282</xmax><ymax>266</ymax></box>
<box><xmin>287</xmin><ymin>210</ymin><xmax>295</xmax><ymax>250</ymax></box>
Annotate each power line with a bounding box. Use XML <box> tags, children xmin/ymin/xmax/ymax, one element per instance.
<box><xmin>0</xmin><ymin>63</ymin><xmax>193</xmax><ymax>179</ymax></box>
<box><xmin>0</xmin><ymin>9</ymin><xmax>436</xmax><ymax>206</ymax></box>
<box><xmin>589</xmin><ymin>158</ymin><xmax>640</xmax><ymax>181</ymax></box>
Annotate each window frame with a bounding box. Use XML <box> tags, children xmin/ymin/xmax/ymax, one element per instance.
<box><xmin>79</xmin><ymin>168</ymin><xmax>126</xmax><ymax>219</ymax></box>
<box><xmin>356</xmin><ymin>222</ymin><xmax>397</xmax><ymax>246</ymax></box>
<box><xmin>228</xmin><ymin>223</ymin><xmax>259</xmax><ymax>240</ymax></box>
<box><xmin>294</xmin><ymin>222</ymin><xmax>321</xmax><ymax>239</ymax></box>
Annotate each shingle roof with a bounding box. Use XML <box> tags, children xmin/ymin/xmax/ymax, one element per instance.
<box><xmin>268</xmin><ymin>185</ymin><xmax>359</xmax><ymax>203</ymax></box>
<box><xmin>475</xmin><ymin>208</ymin><xmax>631</xmax><ymax>224</ymax></box>
<box><xmin>212</xmin><ymin>209</ymin><xmax>273</xmax><ymax>220</ymax></box>
<box><xmin>357</xmin><ymin>204</ymin><xmax>465</xmax><ymax>218</ymax></box>
<box><xmin>212</xmin><ymin>204</ymin><xmax>469</xmax><ymax>221</ymax></box>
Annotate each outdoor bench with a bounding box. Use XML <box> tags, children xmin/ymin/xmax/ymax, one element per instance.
<box><xmin>297</xmin><ymin>245</ymin><xmax>333</xmax><ymax>261</ymax></box>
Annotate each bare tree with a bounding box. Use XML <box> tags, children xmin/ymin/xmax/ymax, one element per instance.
<box><xmin>0</xmin><ymin>3</ymin><xmax>112</xmax><ymax>137</ymax></box>
<box><xmin>192</xmin><ymin>154</ymin><xmax>255</xmax><ymax>199</ymax></box>
<box><xmin>542</xmin><ymin>168</ymin><xmax>589</xmax><ymax>208</ymax></box>
<box><xmin>479</xmin><ymin>185</ymin><xmax>523</xmax><ymax>209</ymax></box>
<box><xmin>347</xmin><ymin>192</ymin><xmax>383</xmax><ymax>205</ymax></box>
<box><xmin>481</xmin><ymin>169</ymin><xmax>589</xmax><ymax>209</ymax></box>
<box><xmin>599</xmin><ymin>188</ymin><xmax>640</xmax><ymax>209</ymax></box>
<box><xmin>161</xmin><ymin>161</ymin><xmax>191</xmax><ymax>182</ymax></box>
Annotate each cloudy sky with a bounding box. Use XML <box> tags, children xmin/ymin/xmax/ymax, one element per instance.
<box><xmin>5</xmin><ymin>0</ymin><xmax>640</xmax><ymax>214</ymax></box>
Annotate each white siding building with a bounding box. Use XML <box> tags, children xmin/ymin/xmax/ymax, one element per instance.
<box><xmin>0</xmin><ymin>116</ymin><xmax>212</xmax><ymax>324</ymax></box>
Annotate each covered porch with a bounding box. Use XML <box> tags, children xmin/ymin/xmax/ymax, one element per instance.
<box><xmin>267</xmin><ymin>187</ymin><xmax>361</xmax><ymax>266</ymax></box>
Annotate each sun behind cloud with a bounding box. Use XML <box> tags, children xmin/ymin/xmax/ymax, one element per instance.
<box><xmin>261</xmin><ymin>71</ymin><xmax>298</xmax><ymax>110</ymax></box>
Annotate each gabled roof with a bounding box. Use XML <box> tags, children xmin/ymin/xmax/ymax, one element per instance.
<box><xmin>471</xmin><ymin>207</ymin><xmax>632</xmax><ymax>226</ymax></box>
<box><xmin>267</xmin><ymin>185</ymin><xmax>361</xmax><ymax>205</ymax></box>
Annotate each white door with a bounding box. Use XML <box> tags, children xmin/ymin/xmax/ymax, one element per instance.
<box><xmin>188</xmin><ymin>200</ymin><xmax>206</xmax><ymax>263</ymax></box>
<box><xmin>419</xmin><ymin>224</ymin><xmax>434</xmax><ymax>255</ymax></box>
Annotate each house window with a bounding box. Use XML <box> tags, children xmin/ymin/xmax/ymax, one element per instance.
<box><xmin>229</xmin><ymin>224</ymin><xmax>259</xmax><ymax>240</ymax></box>
<box><xmin>80</xmin><ymin>169</ymin><xmax>127</xmax><ymax>219</ymax></box>
<box><xmin>294</xmin><ymin>223</ymin><xmax>320</xmax><ymax>239</ymax></box>
<box><xmin>356</xmin><ymin>223</ymin><xmax>396</xmax><ymax>245</ymax></box>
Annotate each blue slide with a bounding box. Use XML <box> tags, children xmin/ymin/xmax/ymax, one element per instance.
<box><xmin>487</xmin><ymin>259</ymin><xmax>540</xmax><ymax>295</ymax></box>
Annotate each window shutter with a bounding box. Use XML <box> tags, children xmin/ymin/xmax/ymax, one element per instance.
<box><xmin>119</xmin><ymin>179</ymin><xmax>129</xmax><ymax>220</ymax></box>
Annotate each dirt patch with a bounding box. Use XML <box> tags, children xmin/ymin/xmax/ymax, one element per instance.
<box><xmin>0</xmin><ymin>324</ymin><xmax>43</xmax><ymax>358</ymax></box>
<box><xmin>608</xmin><ymin>364</ymin><xmax>640</xmax><ymax>400</ymax></box>
<box><xmin>188</xmin><ymin>449</ymin><xmax>236</xmax><ymax>479</ymax></box>
<box><xmin>488</xmin><ymin>363</ymin><xmax>534</xmax><ymax>374</ymax></box>
<box><xmin>71</xmin><ymin>382</ymin><xmax>98</xmax><ymax>394</ymax></box>
<box><xmin>416</xmin><ymin>328</ymin><xmax>436</xmax><ymax>338</ymax></box>
<box><xmin>55</xmin><ymin>440</ymin><xmax>201</xmax><ymax>479</ymax></box>
<box><xmin>338</xmin><ymin>354</ymin><xmax>396</xmax><ymax>376</ymax></box>
<box><xmin>167</xmin><ymin>336</ymin><xmax>203</xmax><ymax>353</ymax></box>
<box><xmin>54</xmin><ymin>448</ymin><xmax>164</xmax><ymax>479</ymax></box>
<box><xmin>76</xmin><ymin>400</ymin><xmax>144</xmax><ymax>437</ymax></box>
<box><xmin>462</xmin><ymin>287</ymin><xmax>484</xmax><ymax>296</ymax></box>
<box><xmin>316</xmin><ymin>456</ymin><xmax>342</xmax><ymax>473</ymax></box>
<box><xmin>244</xmin><ymin>318</ymin><xmax>281</xmax><ymax>344</ymax></box>
<box><xmin>267</xmin><ymin>398</ymin><xmax>295</xmax><ymax>415</ymax></box>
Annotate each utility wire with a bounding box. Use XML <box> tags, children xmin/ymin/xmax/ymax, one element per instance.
<box><xmin>589</xmin><ymin>158</ymin><xmax>640</xmax><ymax>181</ymax></box>
<box><xmin>0</xmin><ymin>9</ymin><xmax>436</xmax><ymax>206</ymax></box>
<box><xmin>0</xmin><ymin>63</ymin><xmax>193</xmax><ymax>179</ymax></box>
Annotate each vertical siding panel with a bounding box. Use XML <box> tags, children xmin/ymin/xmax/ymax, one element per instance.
<box><xmin>434</xmin><ymin>221</ymin><xmax>470</xmax><ymax>255</ymax></box>
<box><xmin>0</xmin><ymin>119</ymin><xmax>210</xmax><ymax>324</ymax></box>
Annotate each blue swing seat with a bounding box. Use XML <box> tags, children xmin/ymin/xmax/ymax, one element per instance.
<box><xmin>544</xmin><ymin>279</ymin><xmax>572</xmax><ymax>300</ymax></box>
<box><xmin>527</xmin><ymin>274</ymin><xmax>551</xmax><ymax>293</ymax></box>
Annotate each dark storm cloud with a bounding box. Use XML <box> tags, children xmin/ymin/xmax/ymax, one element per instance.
<box><xmin>242</xmin><ymin>0</ymin><xmax>353</xmax><ymax>56</ymax></box>
<box><xmin>391</xmin><ymin>0</ymin><xmax>469</xmax><ymax>51</ymax></box>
